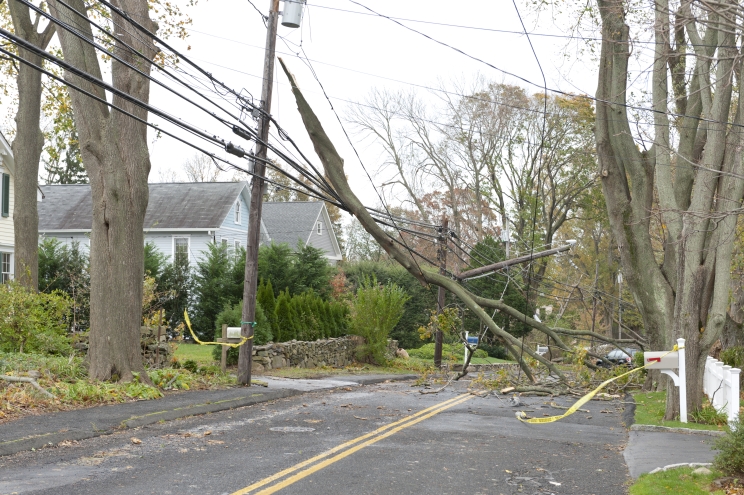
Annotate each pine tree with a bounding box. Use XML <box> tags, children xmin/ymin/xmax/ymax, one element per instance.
<box><xmin>274</xmin><ymin>290</ymin><xmax>292</xmax><ymax>342</ymax></box>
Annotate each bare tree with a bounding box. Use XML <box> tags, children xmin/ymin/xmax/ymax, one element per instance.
<box><xmin>595</xmin><ymin>0</ymin><xmax>744</xmax><ymax>415</ymax></box>
<box><xmin>183</xmin><ymin>152</ymin><xmax>222</xmax><ymax>182</ymax></box>
<box><xmin>7</xmin><ymin>0</ymin><xmax>55</xmax><ymax>289</ymax></box>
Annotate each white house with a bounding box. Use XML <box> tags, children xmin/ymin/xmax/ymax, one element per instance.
<box><xmin>38</xmin><ymin>182</ymin><xmax>265</xmax><ymax>263</ymax></box>
<box><xmin>0</xmin><ymin>133</ymin><xmax>14</xmax><ymax>282</ymax></box>
<box><xmin>37</xmin><ymin>183</ymin><xmax>343</xmax><ymax>265</ymax></box>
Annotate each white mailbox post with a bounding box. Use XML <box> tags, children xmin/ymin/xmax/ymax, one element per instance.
<box><xmin>644</xmin><ymin>338</ymin><xmax>686</xmax><ymax>423</ymax></box>
<box><xmin>464</xmin><ymin>332</ymin><xmax>479</xmax><ymax>366</ymax></box>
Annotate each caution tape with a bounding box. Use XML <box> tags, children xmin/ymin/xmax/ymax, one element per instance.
<box><xmin>183</xmin><ymin>310</ymin><xmax>252</xmax><ymax>348</ymax></box>
<box><xmin>517</xmin><ymin>344</ymin><xmax>683</xmax><ymax>424</ymax></box>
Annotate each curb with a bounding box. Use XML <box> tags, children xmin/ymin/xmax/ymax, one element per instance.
<box><xmin>0</xmin><ymin>374</ymin><xmax>419</xmax><ymax>457</ymax></box>
<box><xmin>630</xmin><ymin>424</ymin><xmax>726</xmax><ymax>436</ymax></box>
<box><xmin>648</xmin><ymin>462</ymin><xmax>712</xmax><ymax>474</ymax></box>
<box><xmin>0</xmin><ymin>389</ymin><xmax>302</xmax><ymax>457</ymax></box>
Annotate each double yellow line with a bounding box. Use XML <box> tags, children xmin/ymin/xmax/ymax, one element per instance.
<box><xmin>231</xmin><ymin>393</ymin><xmax>474</xmax><ymax>495</ymax></box>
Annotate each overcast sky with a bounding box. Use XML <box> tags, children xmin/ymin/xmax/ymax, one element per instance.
<box><xmin>146</xmin><ymin>0</ymin><xmax>601</xmax><ymax>207</ymax></box>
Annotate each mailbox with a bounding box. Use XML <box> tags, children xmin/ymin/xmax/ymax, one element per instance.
<box><xmin>644</xmin><ymin>351</ymin><xmax>678</xmax><ymax>370</ymax></box>
<box><xmin>226</xmin><ymin>326</ymin><xmax>242</xmax><ymax>339</ymax></box>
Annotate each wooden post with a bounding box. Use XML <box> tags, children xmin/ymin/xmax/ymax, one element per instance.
<box><xmin>434</xmin><ymin>216</ymin><xmax>448</xmax><ymax>368</ymax></box>
<box><xmin>221</xmin><ymin>324</ymin><xmax>228</xmax><ymax>373</ymax></box>
<box><xmin>238</xmin><ymin>0</ymin><xmax>281</xmax><ymax>385</ymax></box>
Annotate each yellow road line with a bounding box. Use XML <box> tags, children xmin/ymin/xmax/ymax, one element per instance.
<box><xmin>233</xmin><ymin>393</ymin><xmax>474</xmax><ymax>495</ymax></box>
<box><xmin>231</xmin><ymin>393</ymin><xmax>472</xmax><ymax>495</ymax></box>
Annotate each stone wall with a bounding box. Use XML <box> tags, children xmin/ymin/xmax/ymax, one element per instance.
<box><xmin>250</xmin><ymin>336</ymin><xmax>399</xmax><ymax>372</ymax></box>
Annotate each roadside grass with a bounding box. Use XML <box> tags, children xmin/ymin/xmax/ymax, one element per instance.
<box><xmin>629</xmin><ymin>466</ymin><xmax>725</xmax><ymax>494</ymax></box>
<box><xmin>0</xmin><ymin>350</ymin><xmax>234</xmax><ymax>424</ymax></box>
<box><xmin>633</xmin><ymin>391</ymin><xmax>727</xmax><ymax>431</ymax></box>
<box><xmin>174</xmin><ymin>343</ymin><xmax>219</xmax><ymax>365</ymax></box>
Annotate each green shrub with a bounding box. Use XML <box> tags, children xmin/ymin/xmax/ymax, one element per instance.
<box><xmin>713</xmin><ymin>419</ymin><xmax>744</xmax><ymax>476</ymax></box>
<box><xmin>0</xmin><ymin>282</ymin><xmax>73</xmax><ymax>355</ymax></box>
<box><xmin>350</xmin><ymin>276</ymin><xmax>409</xmax><ymax>364</ymax></box>
<box><xmin>720</xmin><ymin>347</ymin><xmax>744</xmax><ymax>368</ymax></box>
<box><xmin>479</xmin><ymin>342</ymin><xmax>508</xmax><ymax>360</ymax></box>
<box><xmin>211</xmin><ymin>302</ymin><xmax>273</xmax><ymax>365</ymax></box>
<box><xmin>182</xmin><ymin>359</ymin><xmax>199</xmax><ymax>373</ymax></box>
<box><xmin>408</xmin><ymin>343</ymin><xmax>473</xmax><ymax>361</ymax></box>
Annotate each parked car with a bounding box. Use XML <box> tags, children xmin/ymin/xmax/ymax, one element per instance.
<box><xmin>597</xmin><ymin>348</ymin><xmax>638</xmax><ymax>367</ymax></box>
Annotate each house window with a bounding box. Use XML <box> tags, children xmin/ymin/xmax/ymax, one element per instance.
<box><xmin>234</xmin><ymin>240</ymin><xmax>241</xmax><ymax>252</ymax></box>
<box><xmin>1</xmin><ymin>253</ymin><xmax>10</xmax><ymax>283</ymax></box>
<box><xmin>317</xmin><ymin>221</ymin><xmax>322</xmax><ymax>235</ymax></box>
<box><xmin>221</xmin><ymin>237</ymin><xmax>229</xmax><ymax>249</ymax></box>
<box><xmin>1</xmin><ymin>173</ymin><xmax>9</xmax><ymax>218</ymax></box>
<box><xmin>173</xmin><ymin>237</ymin><xmax>189</xmax><ymax>264</ymax></box>
<box><xmin>234</xmin><ymin>201</ymin><xmax>241</xmax><ymax>224</ymax></box>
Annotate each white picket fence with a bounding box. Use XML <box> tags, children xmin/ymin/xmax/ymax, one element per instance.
<box><xmin>703</xmin><ymin>356</ymin><xmax>741</xmax><ymax>425</ymax></box>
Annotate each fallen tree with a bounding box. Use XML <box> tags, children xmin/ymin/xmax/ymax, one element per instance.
<box><xmin>278</xmin><ymin>58</ymin><xmax>637</xmax><ymax>385</ymax></box>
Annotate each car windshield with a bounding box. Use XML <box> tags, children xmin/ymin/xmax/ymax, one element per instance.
<box><xmin>607</xmin><ymin>350</ymin><xmax>630</xmax><ymax>358</ymax></box>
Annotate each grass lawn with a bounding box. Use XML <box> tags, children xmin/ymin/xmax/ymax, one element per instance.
<box><xmin>632</xmin><ymin>391</ymin><xmax>726</xmax><ymax>432</ymax></box>
<box><xmin>174</xmin><ymin>343</ymin><xmax>218</xmax><ymax>365</ymax></box>
<box><xmin>629</xmin><ymin>467</ymin><xmax>725</xmax><ymax>495</ymax></box>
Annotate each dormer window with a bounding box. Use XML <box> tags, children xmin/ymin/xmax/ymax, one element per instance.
<box><xmin>317</xmin><ymin>221</ymin><xmax>322</xmax><ymax>235</ymax></box>
<box><xmin>234</xmin><ymin>200</ymin><xmax>241</xmax><ymax>224</ymax></box>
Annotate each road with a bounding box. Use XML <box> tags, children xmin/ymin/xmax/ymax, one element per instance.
<box><xmin>0</xmin><ymin>380</ymin><xmax>630</xmax><ymax>495</ymax></box>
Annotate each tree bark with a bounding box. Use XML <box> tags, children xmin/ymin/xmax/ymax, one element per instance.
<box><xmin>596</xmin><ymin>0</ymin><xmax>744</xmax><ymax>417</ymax></box>
<box><xmin>49</xmin><ymin>0</ymin><xmax>156</xmax><ymax>381</ymax></box>
<box><xmin>7</xmin><ymin>2</ymin><xmax>55</xmax><ymax>290</ymax></box>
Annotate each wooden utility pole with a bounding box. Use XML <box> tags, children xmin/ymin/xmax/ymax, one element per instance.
<box><xmin>237</xmin><ymin>0</ymin><xmax>280</xmax><ymax>385</ymax></box>
<box><xmin>434</xmin><ymin>216</ymin><xmax>448</xmax><ymax>368</ymax></box>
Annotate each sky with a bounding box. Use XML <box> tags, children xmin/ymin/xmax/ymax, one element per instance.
<box><xmin>147</xmin><ymin>0</ymin><xmax>601</xmax><ymax>209</ymax></box>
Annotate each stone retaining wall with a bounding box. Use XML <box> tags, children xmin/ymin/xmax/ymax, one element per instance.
<box><xmin>250</xmin><ymin>336</ymin><xmax>399</xmax><ymax>372</ymax></box>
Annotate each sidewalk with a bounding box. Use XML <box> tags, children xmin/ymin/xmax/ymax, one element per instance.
<box><xmin>622</xmin><ymin>395</ymin><xmax>723</xmax><ymax>479</ymax></box>
<box><xmin>0</xmin><ymin>374</ymin><xmax>415</xmax><ymax>457</ymax></box>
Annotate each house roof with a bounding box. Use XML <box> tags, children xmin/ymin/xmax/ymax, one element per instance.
<box><xmin>261</xmin><ymin>201</ymin><xmax>325</xmax><ymax>248</ymax></box>
<box><xmin>38</xmin><ymin>182</ymin><xmax>250</xmax><ymax>231</ymax></box>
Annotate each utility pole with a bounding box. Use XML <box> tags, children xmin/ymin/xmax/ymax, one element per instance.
<box><xmin>238</xmin><ymin>0</ymin><xmax>281</xmax><ymax>385</ymax></box>
<box><xmin>617</xmin><ymin>270</ymin><xmax>623</xmax><ymax>340</ymax></box>
<box><xmin>434</xmin><ymin>216</ymin><xmax>448</xmax><ymax>368</ymax></box>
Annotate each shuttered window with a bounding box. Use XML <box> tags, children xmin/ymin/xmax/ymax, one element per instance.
<box><xmin>1</xmin><ymin>173</ymin><xmax>8</xmax><ymax>217</ymax></box>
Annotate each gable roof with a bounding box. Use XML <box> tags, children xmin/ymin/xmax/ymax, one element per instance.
<box><xmin>0</xmin><ymin>132</ymin><xmax>14</xmax><ymax>175</ymax></box>
<box><xmin>261</xmin><ymin>201</ymin><xmax>326</xmax><ymax>248</ymax></box>
<box><xmin>39</xmin><ymin>182</ymin><xmax>251</xmax><ymax>231</ymax></box>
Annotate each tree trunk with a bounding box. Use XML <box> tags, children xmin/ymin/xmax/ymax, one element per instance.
<box><xmin>50</xmin><ymin>0</ymin><xmax>155</xmax><ymax>381</ymax></box>
<box><xmin>7</xmin><ymin>1</ymin><xmax>55</xmax><ymax>290</ymax></box>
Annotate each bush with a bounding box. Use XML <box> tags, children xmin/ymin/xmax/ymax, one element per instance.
<box><xmin>350</xmin><ymin>276</ymin><xmax>409</xmax><ymax>364</ymax></box>
<box><xmin>407</xmin><ymin>343</ymin><xmax>486</xmax><ymax>361</ymax></box>
<box><xmin>479</xmin><ymin>342</ymin><xmax>508</xmax><ymax>360</ymax></box>
<box><xmin>38</xmin><ymin>238</ymin><xmax>90</xmax><ymax>331</ymax></box>
<box><xmin>714</xmin><ymin>419</ymin><xmax>744</xmax><ymax>476</ymax></box>
<box><xmin>344</xmin><ymin>261</ymin><xmax>436</xmax><ymax>350</ymax></box>
<box><xmin>0</xmin><ymin>282</ymin><xmax>73</xmax><ymax>354</ymax></box>
<box><xmin>211</xmin><ymin>302</ymin><xmax>273</xmax><ymax>365</ymax></box>
<box><xmin>721</xmin><ymin>347</ymin><xmax>744</xmax><ymax>368</ymax></box>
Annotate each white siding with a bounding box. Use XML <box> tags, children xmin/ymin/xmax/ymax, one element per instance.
<box><xmin>0</xmin><ymin>164</ymin><xmax>14</xmax><ymax>252</ymax></box>
<box><xmin>40</xmin><ymin>233</ymin><xmax>90</xmax><ymax>253</ymax></box>
<box><xmin>145</xmin><ymin>231</ymin><xmax>215</xmax><ymax>265</ymax></box>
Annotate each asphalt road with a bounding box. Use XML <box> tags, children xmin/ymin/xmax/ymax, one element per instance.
<box><xmin>0</xmin><ymin>381</ymin><xmax>630</xmax><ymax>495</ymax></box>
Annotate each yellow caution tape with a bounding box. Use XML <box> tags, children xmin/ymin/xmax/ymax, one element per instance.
<box><xmin>183</xmin><ymin>310</ymin><xmax>252</xmax><ymax>348</ymax></box>
<box><xmin>517</xmin><ymin>344</ymin><xmax>681</xmax><ymax>424</ymax></box>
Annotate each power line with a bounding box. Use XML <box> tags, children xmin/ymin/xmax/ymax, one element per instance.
<box><xmin>347</xmin><ymin>0</ymin><xmax>744</xmax><ymax>132</ymax></box>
